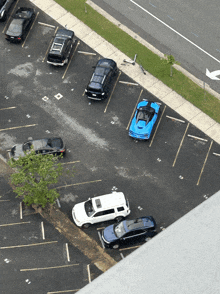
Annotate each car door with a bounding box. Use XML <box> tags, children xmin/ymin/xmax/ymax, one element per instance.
<box><xmin>92</xmin><ymin>208</ymin><xmax>115</xmax><ymax>224</ymax></box>
<box><xmin>121</xmin><ymin>229</ymin><xmax>146</xmax><ymax>244</ymax></box>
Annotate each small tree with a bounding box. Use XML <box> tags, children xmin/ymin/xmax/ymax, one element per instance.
<box><xmin>164</xmin><ymin>54</ymin><xmax>180</xmax><ymax>77</ymax></box>
<box><xmin>8</xmin><ymin>150</ymin><xmax>63</xmax><ymax>208</ymax></box>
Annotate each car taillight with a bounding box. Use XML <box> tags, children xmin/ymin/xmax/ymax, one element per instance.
<box><xmin>60</xmin><ymin>149</ymin><xmax>65</xmax><ymax>153</ymax></box>
<box><xmin>18</xmin><ymin>37</ymin><xmax>21</xmax><ymax>40</ymax></box>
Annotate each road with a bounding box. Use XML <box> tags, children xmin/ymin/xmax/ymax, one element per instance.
<box><xmin>91</xmin><ymin>0</ymin><xmax>220</xmax><ymax>93</ymax></box>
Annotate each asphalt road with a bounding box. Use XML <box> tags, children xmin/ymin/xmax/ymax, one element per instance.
<box><xmin>91</xmin><ymin>0</ymin><xmax>220</xmax><ymax>94</ymax></box>
<box><xmin>0</xmin><ymin>0</ymin><xmax>220</xmax><ymax>289</ymax></box>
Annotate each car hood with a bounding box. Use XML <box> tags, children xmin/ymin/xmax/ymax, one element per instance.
<box><xmin>103</xmin><ymin>225</ymin><xmax>118</xmax><ymax>243</ymax></box>
<box><xmin>10</xmin><ymin>144</ymin><xmax>25</xmax><ymax>160</ymax></box>
<box><xmin>73</xmin><ymin>202</ymin><xmax>89</xmax><ymax>223</ymax></box>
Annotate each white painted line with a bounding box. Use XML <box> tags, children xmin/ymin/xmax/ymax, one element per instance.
<box><xmin>41</xmin><ymin>222</ymin><xmax>45</xmax><ymax>240</ymax></box>
<box><xmin>0</xmin><ymin>221</ymin><xmax>30</xmax><ymax>227</ymax></box>
<box><xmin>166</xmin><ymin>115</ymin><xmax>185</xmax><ymax>123</ymax></box>
<box><xmin>213</xmin><ymin>152</ymin><xmax>220</xmax><ymax>157</ymax></box>
<box><xmin>66</xmin><ymin>243</ymin><xmax>70</xmax><ymax>262</ymax></box>
<box><xmin>120</xmin><ymin>253</ymin><xmax>124</xmax><ymax>259</ymax></box>
<box><xmin>20</xmin><ymin>264</ymin><xmax>79</xmax><ymax>272</ymax></box>
<box><xmin>47</xmin><ymin>289</ymin><xmax>80</xmax><ymax>294</ymax></box>
<box><xmin>0</xmin><ymin>106</ymin><xmax>16</xmax><ymax>111</ymax></box>
<box><xmin>173</xmin><ymin>123</ymin><xmax>190</xmax><ymax>167</ymax></box>
<box><xmin>97</xmin><ymin>231</ymin><xmax>105</xmax><ymax>249</ymax></box>
<box><xmin>197</xmin><ymin>140</ymin><xmax>213</xmax><ymax>186</ymax></box>
<box><xmin>130</xmin><ymin>0</ymin><xmax>220</xmax><ymax>64</ymax></box>
<box><xmin>20</xmin><ymin>202</ymin><xmax>23</xmax><ymax>220</ymax></box>
<box><xmin>0</xmin><ymin>241</ymin><xmax>58</xmax><ymax>249</ymax></box>
<box><xmin>78</xmin><ymin>51</ymin><xmax>96</xmax><ymax>55</ymax></box>
<box><xmin>38</xmin><ymin>22</ymin><xmax>56</xmax><ymax>28</ymax></box>
<box><xmin>0</xmin><ymin>124</ymin><xmax>38</xmax><ymax>132</ymax></box>
<box><xmin>0</xmin><ymin>200</ymin><xmax>10</xmax><ymax>202</ymax></box>
<box><xmin>119</xmin><ymin>81</ymin><xmax>139</xmax><ymax>86</ymax></box>
<box><xmin>61</xmin><ymin>161</ymin><xmax>80</xmax><ymax>165</ymax></box>
<box><xmin>87</xmin><ymin>264</ymin><xmax>91</xmax><ymax>283</ymax></box>
<box><xmin>187</xmin><ymin>134</ymin><xmax>208</xmax><ymax>142</ymax></box>
<box><xmin>56</xmin><ymin>198</ymin><xmax>61</xmax><ymax>208</ymax></box>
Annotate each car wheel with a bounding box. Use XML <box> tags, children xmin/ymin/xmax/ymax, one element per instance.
<box><xmin>112</xmin><ymin>244</ymin><xmax>119</xmax><ymax>249</ymax></box>
<box><xmin>115</xmin><ymin>216</ymin><xmax>124</xmax><ymax>222</ymax></box>
<box><xmin>82</xmin><ymin>223</ymin><xmax>90</xmax><ymax>229</ymax></box>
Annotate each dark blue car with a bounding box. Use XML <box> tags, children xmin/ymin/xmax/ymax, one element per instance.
<box><xmin>102</xmin><ymin>216</ymin><xmax>157</xmax><ymax>249</ymax></box>
<box><xmin>129</xmin><ymin>100</ymin><xmax>160</xmax><ymax>140</ymax></box>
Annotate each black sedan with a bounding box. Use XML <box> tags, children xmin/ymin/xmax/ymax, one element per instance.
<box><xmin>102</xmin><ymin>216</ymin><xmax>157</xmax><ymax>249</ymax></box>
<box><xmin>0</xmin><ymin>0</ymin><xmax>16</xmax><ymax>21</ymax></box>
<box><xmin>9</xmin><ymin>137</ymin><xmax>66</xmax><ymax>160</ymax></box>
<box><xmin>5</xmin><ymin>7</ymin><xmax>35</xmax><ymax>42</ymax></box>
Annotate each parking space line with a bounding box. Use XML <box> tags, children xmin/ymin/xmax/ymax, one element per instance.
<box><xmin>187</xmin><ymin>134</ymin><xmax>208</xmax><ymax>142</ymax></box>
<box><xmin>41</xmin><ymin>221</ymin><xmax>45</xmax><ymax>240</ymax></box>
<box><xmin>22</xmin><ymin>11</ymin><xmax>39</xmax><ymax>48</ymax></box>
<box><xmin>172</xmin><ymin>122</ymin><xmax>190</xmax><ymax>167</ymax></box>
<box><xmin>0</xmin><ymin>123</ymin><xmax>38</xmax><ymax>132</ymax></box>
<box><xmin>87</xmin><ymin>264</ymin><xmax>91</xmax><ymax>283</ymax></box>
<box><xmin>38</xmin><ymin>22</ymin><xmax>56</xmax><ymax>28</ymax></box>
<box><xmin>0</xmin><ymin>199</ymin><xmax>10</xmax><ymax>202</ymax></box>
<box><xmin>47</xmin><ymin>289</ymin><xmax>79</xmax><ymax>293</ymax></box>
<box><xmin>56</xmin><ymin>179</ymin><xmax>102</xmax><ymax>189</ymax></box>
<box><xmin>62</xmin><ymin>41</ymin><xmax>80</xmax><ymax>79</ymax></box>
<box><xmin>119</xmin><ymin>81</ymin><xmax>139</xmax><ymax>86</ymax></box>
<box><xmin>126</xmin><ymin>88</ymin><xmax>143</xmax><ymax>130</ymax></box>
<box><xmin>2</xmin><ymin>0</ymin><xmax>19</xmax><ymax>34</ymax></box>
<box><xmin>20</xmin><ymin>202</ymin><xmax>23</xmax><ymax>220</ymax></box>
<box><xmin>166</xmin><ymin>115</ymin><xmax>185</xmax><ymax>123</ymax></box>
<box><xmin>149</xmin><ymin>105</ymin><xmax>166</xmax><ymax>148</ymax></box>
<box><xmin>61</xmin><ymin>161</ymin><xmax>80</xmax><ymax>165</ymax></box>
<box><xmin>0</xmin><ymin>221</ymin><xmax>30</xmax><ymax>227</ymax></box>
<box><xmin>97</xmin><ymin>231</ymin><xmax>105</xmax><ymax>249</ymax></box>
<box><xmin>104</xmin><ymin>71</ymin><xmax>121</xmax><ymax>113</ymax></box>
<box><xmin>78</xmin><ymin>50</ymin><xmax>96</xmax><ymax>55</ymax></box>
<box><xmin>0</xmin><ymin>241</ymin><xmax>58</xmax><ymax>249</ymax></box>
<box><xmin>20</xmin><ymin>263</ymin><xmax>79</xmax><ymax>272</ymax></box>
<box><xmin>119</xmin><ymin>245</ymin><xmax>141</xmax><ymax>251</ymax></box>
<box><xmin>120</xmin><ymin>253</ymin><xmax>124</xmax><ymax>259</ymax></box>
<box><xmin>213</xmin><ymin>152</ymin><xmax>220</xmax><ymax>157</ymax></box>
<box><xmin>42</xmin><ymin>26</ymin><xmax>59</xmax><ymax>62</ymax></box>
<box><xmin>66</xmin><ymin>243</ymin><xmax>70</xmax><ymax>262</ymax></box>
<box><xmin>0</xmin><ymin>106</ymin><xmax>16</xmax><ymax>111</ymax></box>
<box><xmin>197</xmin><ymin>140</ymin><xmax>213</xmax><ymax>186</ymax></box>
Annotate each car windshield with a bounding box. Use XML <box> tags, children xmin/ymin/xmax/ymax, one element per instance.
<box><xmin>114</xmin><ymin>221</ymin><xmax>126</xmax><ymax>238</ymax></box>
<box><xmin>84</xmin><ymin>199</ymin><xmax>95</xmax><ymax>217</ymax></box>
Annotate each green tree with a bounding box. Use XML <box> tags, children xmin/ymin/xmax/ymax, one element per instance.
<box><xmin>8</xmin><ymin>150</ymin><xmax>63</xmax><ymax>208</ymax></box>
<box><xmin>164</xmin><ymin>54</ymin><xmax>180</xmax><ymax>77</ymax></box>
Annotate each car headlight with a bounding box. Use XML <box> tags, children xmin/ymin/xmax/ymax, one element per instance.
<box><xmin>101</xmin><ymin>92</ymin><xmax>105</xmax><ymax>95</ymax></box>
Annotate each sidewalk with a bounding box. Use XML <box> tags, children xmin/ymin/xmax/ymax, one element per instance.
<box><xmin>30</xmin><ymin>0</ymin><xmax>220</xmax><ymax>145</ymax></box>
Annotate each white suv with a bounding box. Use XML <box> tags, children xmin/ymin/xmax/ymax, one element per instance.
<box><xmin>72</xmin><ymin>192</ymin><xmax>130</xmax><ymax>228</ymax></box>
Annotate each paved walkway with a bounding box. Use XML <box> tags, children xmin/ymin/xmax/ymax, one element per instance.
<box><xmin>30</xmin><ymin>0</ymin><xmax>220</xmax><ymax>145</ymax></box>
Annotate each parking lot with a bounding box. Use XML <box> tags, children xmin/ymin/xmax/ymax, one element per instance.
<box><xmin>1</xmin><ymin>0</ymin><xmax>220</xmax><ymax>290</ymax></box>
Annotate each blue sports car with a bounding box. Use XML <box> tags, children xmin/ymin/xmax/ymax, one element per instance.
<box><xmin>129</xmin><ymin>100</ymin><xmax>160</xmax><ymax>140</ymax></box>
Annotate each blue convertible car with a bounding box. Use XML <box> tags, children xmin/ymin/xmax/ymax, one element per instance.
<box><xmin>129</xmin><ymin>100</ymin><xmax>160</xmax><ymax>140</ymax></box>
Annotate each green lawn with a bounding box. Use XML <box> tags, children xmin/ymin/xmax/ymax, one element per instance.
<box><xmin>55</xmin><ymin>0</ymin><xmax>220</xmax><ymax>123</ymax></box>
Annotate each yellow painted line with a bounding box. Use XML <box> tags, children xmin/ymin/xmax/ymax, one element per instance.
<box><xmin>62</xmin><ymin>41</ymin><xmax>80</xmax><ymax>79</ymax></box>
<box><xmin>42</xmin><ymin>26</ymin><xmax>59</xmax><ymax>62</ymax></box>
<box><xmin>61</xmin><ymin>161</ymin><xmax>80</xmax><ymax>165</ymax></box>
<box><xmin>0</xmin><ymin>221</ymin><xmax>30</xmax><ymax>227</ymax></box>
<box><xmin>126</xmin><ymin>89</ymin><xmax>143</xmax><ymax>130</ymax></box>
<box><xmin>2</xmin><ymin>0</ymin><xmax>19</xmax><ymax>33</ymax></box>
<box><xmin>47</xmin><ymin>289</ymin><xmax>79</xmax><ymax>294</ymax></box>
<box><xmin>119</xmin><ymin>245</ymin><xmax>140</xmax><ymax>251</ymax></box>
<box><xmin>56</xmin><ymin>179</ymin><xmax>102</xmax><ymax>189</ymax></box>
<box><xmin>22</xmin><ymin>12</ymin><xmax>39</xmax><ymax>48</ymax></box>
<box><xmin>149</xmin><ymin>105</ymin><xmax>166</xmax><ymax>148</ymax></box>
<box><xmin>172</xmin><ymin>122</ymin><xmax>190</xmax><ymax>167</ymax></box>
<box><xmin>96</xmin><ymin>227</ymin><xmax>105</xmax><ymax>230</ymax></box>
<box><xmin>0</xmin><ymin>106</ymin><xmax>16</xmax><ymax>111</ymax></box>
<box><xmin>0</xmin><ymin>241</ymin><xmax>57</xmax><ymax>249</ymax></box>
<box><xmin>87</xmin><ymin>264</ymin><xmax>91</xmax><ymax>283</ymax></box>
<box><xmin>82</xmin><ymin>90</ymin><xmax>85</xmax><ymax>97</ymax></box>
<box><xmin>104</xmin><ymin>71</ymin><xmax>121</xmax><ymax>113</ymax></box>
<box><xmin>20</xmin><ymin>263</ymin><xmax>79</xmax><ymax>272</ymax></box>
<box><xmin>0</xmin><ymin>200</ymin><xmax>10</xmax><ymax>202</ymax></box>
<box><xmin>197</xmin><ymin>140</ymin><xmax>213</xmax><ymax>186</ymax></box>
<box><xmin>0</xmin><ymin>123</ymin><xmax>38</xmax><ymax>132</ymax></box>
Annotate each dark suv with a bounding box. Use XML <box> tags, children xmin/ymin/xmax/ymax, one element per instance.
<box><xmin>85</xmin><ymin>58</ymin><xmax>117</xmax><ymax>100</ymax></box>
<box><xmin>47</xmin><ymin>28</ymin><xmax>76</xmax><ymax>66</ymax></box>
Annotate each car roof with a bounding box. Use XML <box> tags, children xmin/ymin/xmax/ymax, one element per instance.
<box><xmin>91</xmin><ymin>192</ymin><xmax>126</xmax><ymax>210</ymax></box>
<box><xmin>31</xmin><ymin>138</ymin><xmax>63</xmax><ymax>150</ymax></box>
<box><xmin>56</xmin><ymin>28</ymin><xmax>74</xmax><ymax>39</ymax></box>
<box><xmin>125</xmin><ymin>217</ymin><xmax>155</xmax><ymax>232</ymax></box>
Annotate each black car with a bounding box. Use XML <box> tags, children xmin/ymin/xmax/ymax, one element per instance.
<box><xmin>9</xmin><ymin>137</ymin><xmax>66</xmax><ymax>160</ymax></box>
<box><xmin>102</xmin><ymin>216</ymin><xmax>157</xmax><ymax>249</ymax></box>
<box><xmin>85</xmin><ymin>58</ymin><xmax>117</xmax><ymax>100</ymax></box>
<box><xmin>0</xmin><ymin>0</ymin><xmax>16</xmax><ymax>21</ymax></box>
<box><xmin>47</xmin><ymin>28</ymin><xmax>76</xmax><ymax>66</ymax></box>
<box><xmin>5</xmin><ymin>7</ymin><xmax>35</xmax><ymax>42</ymax></box>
